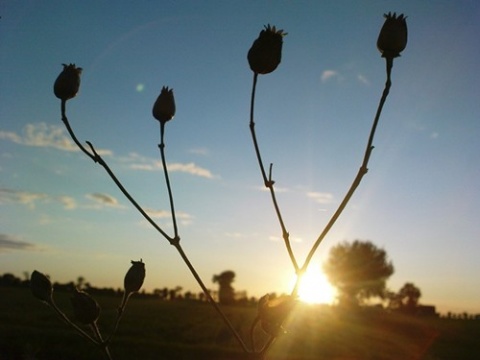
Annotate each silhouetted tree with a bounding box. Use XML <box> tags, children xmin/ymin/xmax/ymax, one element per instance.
<box><xmin>212</xmin><ymin>270</ymin><xmax>236</xmax><ymax>305</ymax></box>
<box><xmin>398</xmin><ymin>282</ymin><xmax>421</xmax><ymax>310</ymax></box>
<box><xmin>324</xmin><ymin>240</ymin><xmax>394</xmax><ymax>307</ymax></box>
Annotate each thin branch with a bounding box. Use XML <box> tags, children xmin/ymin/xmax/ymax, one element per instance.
<box><xmin>173</xmin><ymin>243</ymin><xmax>250</xmax><ymax>353</ymax></box>
<box><xmin>249</xmin><ymin>73</ymin><xmax>299</xmax><ymax>271</ymax></box>
<box><xmin>48</xmin><ymin>298</ymin><xmax>99</xmax><ymax>345</ymax></box>
<box><xmin>60</xmin><ymin>102</ymin><xmax>250</xmax><ymax>353</ymax></box>
<box><xmin>300</xmin><ymin>57</ymin><xmax>394</xmax><ymax>274</ymax></box>
<box><xmin>158</xmin><ymin>122</ymin><xmax>179</xmax><ymax>240</ymax></box>
<box><xmin>61</xmin><ymin>102</ymin><xmax>173</xmax><ymax>243</ymax></box>
<box><xmin>90</xmin><ymin>323</ymin><xmax>112</xmax><ymax>360</ymax></box>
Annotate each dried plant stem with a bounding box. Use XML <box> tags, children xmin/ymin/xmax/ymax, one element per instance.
<box><xmin>104</xmin><ymin>292</ymin><xmax>131</xmax><ymax>346</ymax></box>
<box><xmin>60</xmin><ymin>103</ymin><xmax>172</xmax><ymax>242</ymax></box>
<box><xmin>91</xmin><ymin>323</ymin><xmax>112</xmax><ymax>360</ymax></box>
<box><xmin>60</xmin><ymin>104</ymin><xmax>250</xmax><ymax>354</ymax></box>
<box><xmin>48</xmin><ymin>298</ymin><xmax>99</xmax><ymax>345</ymax></box>
<box><xmin>174</xmin><ymin>243</ymin><xmax>250</xmax><ymax>353</ymax></box>
<box><xmin>249</xmin><ymin>73</ymin><xmax>299</xmax><ymax>272</ymax></box>
<box><xmin>159</xmin><ymin>122</ymin><xmax>179</xmax><ymax>241</ymax></box>
<box><xmin>300</xmin><ymin>57</ymin><xmax>393</xmax><ymax>273</ymax></box>
<box><xmin>158</xmin><ymin>124</ymin><xmax>250</xmax><ymax>353</ymax></box>
<box><xmin>249</xmin><ymin>59</ymin><xmax>394</xmax><ymax>357</ymax></box>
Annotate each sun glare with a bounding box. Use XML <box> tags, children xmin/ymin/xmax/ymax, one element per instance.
<box><xmin>293</xmin><ymin>266</ymin><xmax>337</xmax><ymax>305</ymax></box>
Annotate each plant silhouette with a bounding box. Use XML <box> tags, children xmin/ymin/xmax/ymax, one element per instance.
<box><xmin>31</xmin><ymin>12</ymin><xmax>408</xmax><ymax>359</ymax></box>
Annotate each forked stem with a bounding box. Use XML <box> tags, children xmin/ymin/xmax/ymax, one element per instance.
<box><xmin>61</xmin><ymin>103</ymin><xmax>172</xmax><ymax>242</ymax></box>
<box><xmin>60</xmin><ymin>104</ymin><xmax>250</xmax><ymax>354</ymax></box>
<box><xmin>300</xmin><ymin>57</ymin><xmax>393</xmax><ymax>273</ymax></box>
<box><xmin>249</xmin><ymin>72</ymin><xmax>299</xmax><ymax>272</ymax></box>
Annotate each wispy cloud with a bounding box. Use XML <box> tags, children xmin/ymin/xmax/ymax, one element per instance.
<box><xmin>307</xmin><ymin>191</ymin><xmax>334</xmax><ymax>204</ymax></box>
<box><xmin>321</xmin><ymin>70</ymin><xmax>339</xmax><ymax>83</ymax></box>
<box><xmin>0</xmin><ymin>123</ymin><xmax>112</xmax><ymax>155</ymax></box>
<box><xmin>121</xmin><ymin>152</ymin><xmax>215</xmax><ymax>179</ymax></box>
<box><xmin>0</xmin><ymin>188</ymin><xmax>49</xmax><ymax>209</ymax></box>
<box><xmin>269</xmin><ymin>235</ymin><xmax>303</xmax><ymax>243</ymax></box>
<box><xmin>188</xmin><ymin>147</ymin><xmax>210</xmax><ymax>156</ymax></box>
<box><xmin>357</xmin><ymin>74</ymin><xmax>370</xmax><ymax>86</ymax></box>
<box><xmin>0</xmin><ymin>188</ymin><xmax>79</xmax><ymax>210</ymax></box>
<box><xmin>0</xmin><ymin>234</ymin><xmax>37</xmax><ymax>252</ymax></box>
<box><xmin>86</xmin><ymin>193</ymin><xmax>125</xmax><ymax>209</ymax></box>
<box><xmin>143</xmin><ymin>208</ymin><xmax>193</xmax><ymax>227</ymax></box>
<box><xmin>321</xmin><ymin>69</ymin><xmax>370</xmax><ymax>86</ymax></box>
<box><xmin>0</xmin><ymin>188</ymin><xmax>126</xmax><ymax>211</ymax></box>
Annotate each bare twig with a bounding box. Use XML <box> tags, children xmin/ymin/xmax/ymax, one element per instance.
<box><xmin>249</xmin><ymin>73</ymin><xmax>299</xmax><ymax>272</ymax></box>
<box><xmin>300</xmin><ymin>57</ymin><xmax>394</xmax><ymax>273</ymax></box>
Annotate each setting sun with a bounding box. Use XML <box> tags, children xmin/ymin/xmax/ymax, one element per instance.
<box><xmin>293</xmin><ymin>265</ymin><xmax>337</xmax><ymax>305</ymax></box>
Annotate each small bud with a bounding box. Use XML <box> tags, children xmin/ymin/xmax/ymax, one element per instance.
<box><xmin>70</xmin><ymin>288</ymin><xmax>101</xmax><ymax>325</ymax></box>
<box><xmin>248</xmin><ymin>24</ymin><xmax>286</xmax><ymax>75</ymax></box>
<box><xmin>257</xmin><ymin>294</ymin><xmax>296</xmax><ymax>336</ymax></box>
<box><xmin>124</xmin><ymin>259</ymin><xmax>146</xmax><ymax>294</ymax></box>
<box><xmin>31</xmin><ymin>270</ymin><xmax>53</xmax><ymax>303</ymax></box>
<box><xmin>53</xmin><ymin>63</ymin><xmax>82</xmax><ymax>100</ymax></box>
<box><xmin>152</xmin><ymin>87</ymin><xmax>176</xmax><ymax>124</ymax></box>
<box><xmin>377</xmin><ymin>12</ymin><xmax>408</xmax><ymax>59</ymax></box>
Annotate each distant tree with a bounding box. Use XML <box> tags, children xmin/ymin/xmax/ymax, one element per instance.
<box><xmin>76</xmin><ymin>276</ymin><xmax>85</xmax><ymax>290</ymax></box>
<box><xmin>168</xmin><ymin>286</ymin><xmax>183</xmax><ymax>300</ymax></box>
<box><xmin>324</xmin><ymin>240</ymin><xmax>394</xmax><ymax>307</ymax></box>
<box><xmin>398</xmin><ymin>282</ymin><xmax>421</xmax><ymax>311</ymax></box>
<box><xmin>0</xmin><ymin>273</ymin><xmax>21</xmax><ymax>287</ymax></box>
<box><xmin>212</xmin><ymin>270</ymin><xmax>236</xmax><ymax>305</ymax></box>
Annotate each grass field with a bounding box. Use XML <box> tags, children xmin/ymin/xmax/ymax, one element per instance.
<box><xmin>1</xmin><ymin>287</ymin><xmax>479</xmax><ymax>359</ymax></box>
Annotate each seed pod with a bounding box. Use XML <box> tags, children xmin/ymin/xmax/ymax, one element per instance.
<box><xmin>124</xmin><ymin>259</ymin><xmax>146</xmax><ymax>294</ymax></box>
<box><xmin>377</xmin><ymin>12</ymin><xmax>408</xmax><ymax>59</ymax></box>
<box><xmin>257</xmin><ymin>294</ymin><xmax>296</xmax><ymax>336</ymax></box>
<box><xmin>70</xmin><ymin>288</ymin><xmax>101</xmax><ymax>325</ymax></box>
<box><xmin>152</xmin><ymin>86</ymin><xmax>175</xmax><ymax>124</ymax></box>
<box><xmin>248</xmin><ymin>24</ymin><xmax>286</xmax><ymax>75</ymax></box>
<box><xmin>53</xmin><ymin>63</ymin><xmax>82</xmax><ymax>100</ymax></box>
<box><xmin>30</xmin><ymin>270</ymin><xmax>53</xmax><ymax>303</ymax></box>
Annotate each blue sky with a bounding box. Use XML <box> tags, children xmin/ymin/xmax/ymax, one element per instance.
<box><xmin>1</xmin><ymin>1</ymin><xmax>479</xmax><ymax>314</ymax></box>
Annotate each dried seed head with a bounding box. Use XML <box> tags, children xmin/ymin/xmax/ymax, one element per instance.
<box><xmin>53</xmin><ymin>63</ymin><xmax>82</xmax><ymax>100</ymax></box>
<box><xmin>31</xmin><ymin>270</ymin><xmax>53</xmax><ymax>303</ymax></box>
<box><xmin>248</xmin><ymin>24</ymin><xmax>286</xmax><ymax>75</ymax></box>
<box><xmin>152</xmin><ymin>86</ymin><xmax>176</xmax><ymax>124</ymax></box>
<box><xmin>257</xmin><ymin>294</ymin><xmax>296</xmax><ymax>336</ymax></box>
<box><xmin>377</xmin><ymin>12</ymin><xmax>408</xmax><ymax>59</ymax></box>
<box><xmin>70</xmin><ymin>288</ymin><xmax>101</xmax><ymax>325</ymax></box>
<box><xmin>124</xmin><ymin>259</ymin><xmax>146</xmax><ymax>294</ymax></box>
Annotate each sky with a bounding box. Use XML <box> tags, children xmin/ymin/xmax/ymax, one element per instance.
<box><xmin>1</xmin><ymin>1</ymin><xmax>479</xmax><ymax>315</ymax></box>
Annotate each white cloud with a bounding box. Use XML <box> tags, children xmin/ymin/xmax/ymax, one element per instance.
<box><xmin>321</xmin><ymin>70</ymin><xmax>339</xmax><ymax>83</ymax></box>
<box><xmin>123</xmin><ymin>152</ymin><xmax>215</xmax><ymax>179</ymax></box>
<box><xmin>0</xmin><ymin>123</ymin><xmax>112</xmax><ymax>155</ymax></box>
<box><xmin>86</xmin><ymin>193</ymin><xmax>125</xmax><ymax>209</ymax></box>
<box><xmin>168</xmin><ymin>162</ymin><xmax>214</xmax><ymax>178</ymax></box>
<box><xmin>57</xmin><ymin>195</ymin><xmax>78</xmax><ymax>210</ymax></box>
<box><xmin>188</xmin><ymin>147</ymin><xmax>210</xmax><ymax>156</ymax></box>
<box><xmin>357</xmin><ymin>74</ymin><xmax>370</xmax><ymax>86</ymax></box>
<box><xmin>307</xmin><ymin>191</ymin><xmax>334</xmax><ymax>204</ymax></box>
<box><xmin>0</xmin><ymin>188</ymin><xmax>48</xmax><ymax>209</ymax></box>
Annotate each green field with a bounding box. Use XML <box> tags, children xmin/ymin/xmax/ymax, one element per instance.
<box><xmin>1</xmin><ymin>287</ymin><xmax>479</xmax><ymax>359</ymax></box>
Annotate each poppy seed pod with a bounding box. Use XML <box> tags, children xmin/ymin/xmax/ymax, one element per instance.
<box><xmin>152</xmin><ymin>87</ymin><xmax>175</xmax><ymax>124</ymax></box>
<box><xmin>257</xmin><ymin>294</ymin><xmax>296</xmax><ymax>336</ymax></box>
<box><xmin>53</xmin><ymin>63</ymin><xmax>82</xmax><ymax>100</ymax></box>
<box><xmin>377</xmin><ymin>12</ymin><xmax>408</xmax><ymax>59</ymax></box>
<box><xmin>248</xmin><ymin>24</ymin><xmax>286</xmax><ymax>75</ymax></box>
<box><xmin>31</xmin><ymin>270</ymin><xmax>53</xmax><ymax>303</ymax></box>
<box><xmin>124</xmin><ymin>259</ymin><xmax>146</xmax><ymax>294</ymax></box>
<box><xmin>70</xmin><ymin>288</ymin><xmax>101</xmax><ymax>325</ymax></box>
